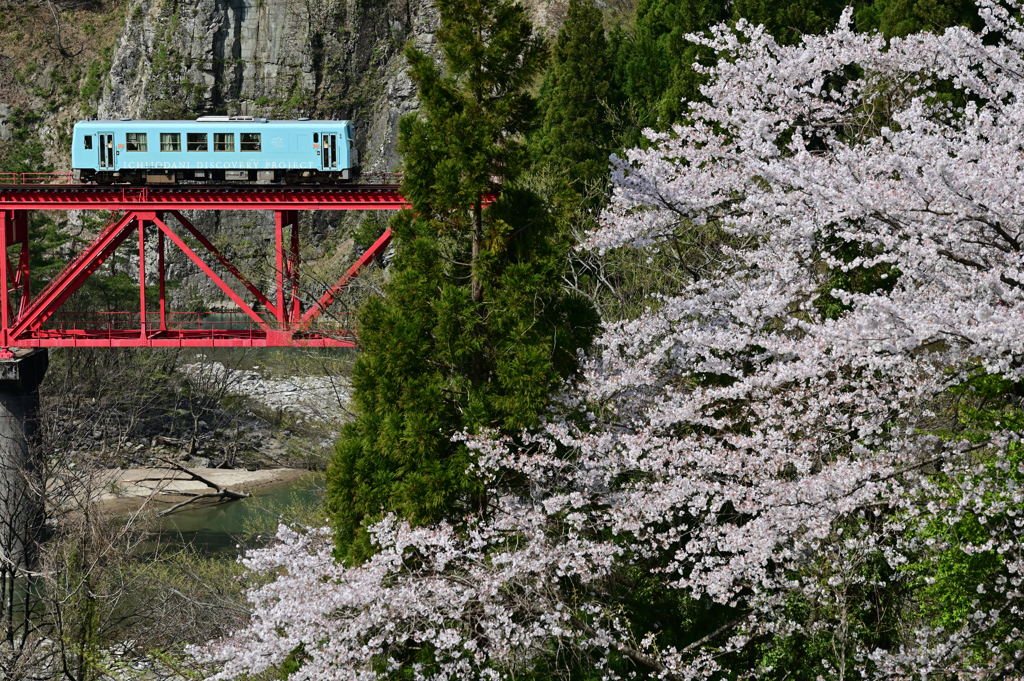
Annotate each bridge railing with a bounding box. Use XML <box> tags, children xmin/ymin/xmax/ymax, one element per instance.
<box><xmin>38</xmin><ymin>310</ymin><xmax>352</xmax><ymax>334</ymax></box>
<box><xmin>0</xmin><ymin>172</ymin><xmax>400</xmax><ymax>186</ymax></box>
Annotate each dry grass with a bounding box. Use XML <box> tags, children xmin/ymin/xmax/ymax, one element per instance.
<box><xmin>0</xmin><ymin>0</ymin><xmax>129</xmax><ymax>168</ymax></box>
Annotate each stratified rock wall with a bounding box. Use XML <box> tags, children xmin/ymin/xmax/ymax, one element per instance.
<box><xmin>99</xmin><ymin>0</ymin><xmax>439</xmax><ymax>172</ymax></box>
<box><xmin>0</xmin><ymin>0</ymin><xmax>557</xmax><ymax>312</ymax></box>
<box><xmin>93</xmin><ymin>0</ymin><xmax>438</xmax><ymax>309</ymax></box>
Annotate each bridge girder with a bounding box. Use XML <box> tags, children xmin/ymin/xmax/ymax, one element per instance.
<box><xmin>0</xmin><ymin>185</ymin><xmax>415</xmax><ymax>351</ymax></box>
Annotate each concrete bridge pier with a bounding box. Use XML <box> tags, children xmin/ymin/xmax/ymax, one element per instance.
<box><xmin>0</xmin><ymin>349</ymin><xmax>48</xmax><ymax>572</ymax></box>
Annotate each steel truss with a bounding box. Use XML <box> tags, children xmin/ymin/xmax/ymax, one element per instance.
<box><xmin>0</xmin><ymin>185</ymin><xmax>410</xmax><ymax>352</ymax></box>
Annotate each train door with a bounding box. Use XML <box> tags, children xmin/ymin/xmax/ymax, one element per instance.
<box><xmin>98</xmin><ymin>132</ymin><xmax>115</xmax><ymax>169</ymax></box>
<box><xmin>321</xmin><ymin>132</ymin><xmax>337</xmax><ymax>170</ymax></box>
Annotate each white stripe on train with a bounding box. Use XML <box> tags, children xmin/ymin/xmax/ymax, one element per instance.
<box><xmin>122</xmin><ymin>161</ymin><xmax>319</xmax><ymax>170</ymax></box>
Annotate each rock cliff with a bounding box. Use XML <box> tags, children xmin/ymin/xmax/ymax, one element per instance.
<box><xmin>85</xmin><ymin>0</ymin><xmax>440</xmax><ymax>308</ymax></box>
<box><xmin>0</xmin><ymin>0</ymin><xmax>552</xmax><ymax>312</ymax></box>
<box><xmin>99</xmin><ymin>0</ymin><xmax>440</xmax><ymax>173</ymax></box>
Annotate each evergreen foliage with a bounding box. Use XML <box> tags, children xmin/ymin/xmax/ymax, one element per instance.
<box><xmin>855</xmin><ymin>0</ymin><xmax>980</xmax><ymax>36</ymax></box>
<box><xmin>608</xmin><ymin>0</ymin><xmax>980</xmax><ymax>136</ymax></box>
<box><xmin>200</xmin><ymin>3</ymin><xmax>1024</xmax><ymax>681</ymax></box>
<box><xmin>533</xmin><ymin>0</ymin><xmax>615</xmax><ymax>198</ymax></box>
<box><xmin>0</xmin><ymin>108</ymin><xmax>51</xmax><ymax>175</ymax></box>
<box><xmin>731</xmin><ymin>0</ymin><xmax>846</xmax><ymax>43</ymax></box>
<box><xmin>326</xmin><ymin>0</ymin><xmax>599</xmax><ymax>561</ymax></box>
<box><xmin>609</xmin><ymin>0</ymin><xmax>856</xmax><ymax>137</ymax></box>
<box><xmin>612</xmin><ymin>0</ymin><xmax>728</xmax><ymax>133</ymax></box>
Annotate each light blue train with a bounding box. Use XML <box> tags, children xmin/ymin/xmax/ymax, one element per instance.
<box><xmin>71</xmin><ymin>116</ymin><xmax>359</xmax><ymax>185</ymax></box>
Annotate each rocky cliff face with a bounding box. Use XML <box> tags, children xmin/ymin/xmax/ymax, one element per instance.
<box><xmin>100</xmin><ymin>0</ymin><xmax>438</xmax><ymax>172</ymax></box>
<box><xmin>83</xmin><ymin>0</ymin><xmax>440</xmax><ymax>309</ymax></box>
<box><xmin>0</xmin><ymin>0</ymin><xmax>554</xmax><ymax>312</ymax></box>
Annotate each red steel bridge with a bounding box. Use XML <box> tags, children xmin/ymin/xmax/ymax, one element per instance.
<box><xmin>0</xmin><ymin>178</ymin><xmax>410</xmax><ymax>353</ymax></box>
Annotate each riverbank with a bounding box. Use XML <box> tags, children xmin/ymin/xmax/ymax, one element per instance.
<box><xmin>179</xmin><ymin>359</ymin><xmax>351</xmax><ymax>423</ymax></box>
<box><xmin>91</xmin><ymin>466</ymin><xmax>311</xmax><ymax>514</ymax></box>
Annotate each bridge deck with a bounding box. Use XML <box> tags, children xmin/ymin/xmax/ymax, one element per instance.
<box><xmin>0</xmin><ymin>183</ymin><xmax>418</xmax><ymax>351</ymax></box>
<box><xmin>0</xmin><ymin>184</ymin><xmax>409</xmax><ymax>210</ymax></box>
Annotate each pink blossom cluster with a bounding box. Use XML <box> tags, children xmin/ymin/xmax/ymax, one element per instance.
<box><xmin>194</xmin><ymin>3</ymin><xmax>1024</xmax><ymax>678</ymax></box>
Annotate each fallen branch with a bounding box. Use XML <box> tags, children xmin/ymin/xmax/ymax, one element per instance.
<box><xmin>155</xmin><ymin>458</ymin><xmax>250</xmax><ymax>516</ymax></box>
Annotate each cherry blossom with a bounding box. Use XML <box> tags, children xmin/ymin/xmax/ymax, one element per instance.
<box><xmin>193</xmin><ymin>3</ymin><xmax>1024</xmax><ymax>678</ymax></box>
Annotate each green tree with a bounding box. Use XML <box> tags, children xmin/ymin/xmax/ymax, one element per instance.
<box><xmin>855</xmin><ymin>0</ymin><xmax>980</xmax><ymax>37</ymax></box>
<box><xmin>732</xmin><ymin>0</ymin><xmax>846</xmax><ymax>43</ymax></box>
<box><xmin>612</xmin><ymin>0</ymin><xmax>729</xmax><ymax>134</ymax></box>
<box><xmin>617</xmin><ymin>0</ymin><xmax>866</xmax><ymax>128</ymax></box>
<box><xmin>327</xmin><ymin>0</ymin><xmax>599</xmax><ymax>561</ymax></box>
<box><xmin>533</xmin><ymin>0</ymin><xmax>615</xmax><ymax>198</ymax></box>
<box><xmin>0</xmin><ymin>108</ymin><xmax>50</xmax><ymax>175</ymax></box>
<box><xmin>610</xmin><ymin>0</ymin><xmax>982</xmax><ymax>137</ymax></box>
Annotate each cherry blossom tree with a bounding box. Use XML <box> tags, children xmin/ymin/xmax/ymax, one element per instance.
<box><xmin>193</xmin><ymin>2</ymin><xmax>1024</xmax><ymax>678</ymax></box>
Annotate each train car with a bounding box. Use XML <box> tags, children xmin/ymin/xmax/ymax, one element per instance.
<box><xmin>70</xmin><ymin>116</ymin><xmax>359</xmax><ymax>185</ymax></box>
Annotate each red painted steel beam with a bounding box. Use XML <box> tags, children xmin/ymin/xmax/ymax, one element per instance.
<box><xmin>0</xmin><ymin>186</ymin><xmax>411</xmax><ymax>210</ymax></box>
<box><xmin>275</xmin><ymin>211</ymin><xmax>286</xmax><ymax>327</ymax></box>
<box><xmin>138</xmin><ymin>217</ymin><xmax>147</xmax><ymax>338</ymax></box>
<box><xmin>0</xmin><ymin>185</ymin><xmax>499</xmax><ymax>348</ymax></box>
<box><xmin>0</xmin><ymin>210</ymin><xmax>9</xmax><ymax>349</ymax></box>
<box><xmin>167</xmin><ymin>210</ymin><xmax>280</xmax><ymax>319</ymax></box>
<box><xmin>288</xmin><ymin>211</ymin><xmax>300</xmax><ymax>323</ymax></box>
<box><xmin>299</xmin><ymin>227</ymin><xmax>393</xmax><ymax>328</ymax></box>
<box><xmin>158</xmin><ymin>228</ymin><xmax>166</xmax><ymax>330</ymax></box>
<box><xmin>15</xmin><ymin>334</ymin><xmax>357</xmax><ymax>349</ymax></box>
<box><xmin>14</xmin><ymin>210</ymin><xmax>29</xmax><ymax>317</ymax></box>
<box><xmin>9</xmin><ymin>211</ymin><xmax>137</xmax><ymax>339</ymax></box>
<box><xmin>150</xmin><ymin>214</ymin><xmax>271</xmax><ymax>331</ymax></box>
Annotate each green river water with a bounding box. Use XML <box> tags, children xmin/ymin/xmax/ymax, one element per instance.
<box><xmin>148</xmin><ymin>473</ymin><xmax>325</xmax><ymax>556</ymax></box>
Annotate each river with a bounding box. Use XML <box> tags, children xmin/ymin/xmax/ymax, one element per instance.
<box><xmin>145</xmin><ymin>473</ymin><xmax>325</xmax><ymax>556</ymax></box>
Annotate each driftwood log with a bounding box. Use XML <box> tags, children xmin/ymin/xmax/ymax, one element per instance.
<box><xmin>154</xmin><ymin>458</ymin><xmax>250</xmax><ymax>516</ymax></box>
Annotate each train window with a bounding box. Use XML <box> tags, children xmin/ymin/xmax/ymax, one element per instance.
<box><xmin>83</xmin><ymin>136</ymin><xmax>93</xmax><ymax>150</ymax></box>
<box><xmin>313</xmin><ymin>133</ymin><xmax>318</xmax><ymax>144</ymax></box>
<box><xmin>214</xmin><ymin>133</ymin><xmax>235</xmax><ymax>152</ymax></box>
<box><xmin>125</xmin><ymin>133</ymin><xmax>147</xmax><ymax>152</ymax></box>
<box><xmin>187</xmin><ymin>133</ymin><xmax>208</xmax><ymax>152</ymax></box>
<box><xmin>160</xmin><ymin>133</ymin><xmax>181</xmax><ymax>152</ymax></box>
<box><xmin>241</xmin><ymin>133</ymin><xmax>261</xmax><ymax>152</ymax></box>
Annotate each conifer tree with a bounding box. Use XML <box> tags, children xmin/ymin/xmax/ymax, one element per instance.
<box><xmin>613</xmin><ymin>0</ymin><xmax>854</xmax><ymax>133</ymax></box>
<box><xmin>613</xmin><ymin>0</ymin><xmax>981</xmax><ymax>137</ymax></box>
<box><xmin>855</xmin><ymin>0</ymin><xmax>980</xmax><ymax>37</ymax></box>
<box><xmin>532</xmin><ymin>0</ymin><xmax>614</xmax><ymax>197</ymax></box>
<box><xmin>327</xmin><ymin>0</ymin><xmax>599</xmax><ymax>561</ymax></box>
<box><xmin>731</xmin><ymin>0</ymin><xmax>846</xmax><ymax>43</ymax></box>
<box><xmin>613</xmin><ymin>0</ymin><xmax>729</xmax><ymax>132</ymax></box>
